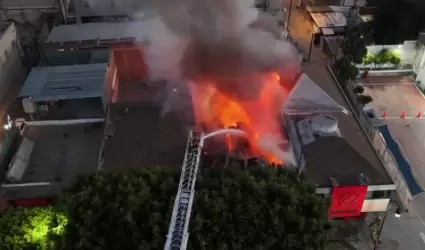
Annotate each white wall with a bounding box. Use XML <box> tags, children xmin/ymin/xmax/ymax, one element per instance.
<box><xmin>366</xmin><ymin>40</ymin><xmax>418</xmax><ymax>65</ymax></box>
<box><xmin>0</xmin><ymin>23</ymin><xmax>27</xmax><ymax>103</ymax></box>
<box><xmin>361</xmin><ymin>198</ymin><xmax>390</xmax><ymax>212</ymax></box>
<box><xmin>413</xmin><ymin>45</ymin><xmax>425</xmax><ymax>87</ymax></box>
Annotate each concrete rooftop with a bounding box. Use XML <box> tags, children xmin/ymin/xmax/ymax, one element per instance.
<box><xmin>0</xmin><ymin>123</ymin><xmax>103</xmax><ymax>199</ymax></box>
<box><xmin>299</xmin><ymin>64</ymin><xmax>392</xmax><ymax>187</ymax></box>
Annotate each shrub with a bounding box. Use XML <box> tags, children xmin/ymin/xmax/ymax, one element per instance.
<box><xmin>335</xmin><ymin>59</ymin><xmax>359</xmax><ymax>81</ymax></box>
<box><xmin>375</xmin><ymin>49</ymin><xmax>391</xmax><ymax>65</ymax></box>
<box><xmin>366</xmin><ymin>49</ymin><xmax>401</xmax><ymax>66</ymax></box>
<box><xmin>353</xmin><ymin>85</ymin><xmax>365</xmax><ymax>94</ymax></box>
<box><xmin>357</xmin><ymin>94</ymin><xmax>373</xmax><ymax>105</ymax></box>
<box><xmin>362</xmin><ymin>53</ymin><xmax>375</xmax><ymax>64</ymax></box>
<box><xmin>388</xmin><ymin>51</ymin><xmax>401</xmax><ymax>65</ymax></box>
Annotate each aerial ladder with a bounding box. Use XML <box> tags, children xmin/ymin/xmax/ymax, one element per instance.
<box><xmin>164</xmin><ymin>131</ymin><xmax>204</xmax><ymax>250</ymax></box>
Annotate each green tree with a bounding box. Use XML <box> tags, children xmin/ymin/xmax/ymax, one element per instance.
<box><xmin>335</xmin><ymin>8</ymin><xmax>366</xmax><ymax>78</ymax></box>
<box><xmin>55</xmin><ymin>168</ymin><xmax>180</xmax><ymax>250</ymax></box>
<box><xmin>340</xmin><ymin>8</ymin><xmax>367</xmax><ymax>64</ymax></box>
<box><xmin>367</xmin><ymin>0</ymin><xmax>425</xmax><ymax>44</ymax></box>
<box><xmin>189</xmin><ymin>167</ymin><xmax>332</xmax><ymax>250</ymax></box>
<box><xmin>0</xmin><ymin>206</ymin><xmax>66</xmax><ymax>250</ymax></box>
<box><xmin>54</xmin><ymin>167</ymin><xmax>333</xmax><ymax>250</ymax></box>
<box><xmin>334</xmin><ymin>59</ymin><xmax>359</xmax><ymax>82</ymax></box>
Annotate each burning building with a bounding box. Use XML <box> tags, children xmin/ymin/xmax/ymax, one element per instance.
<box><xmin>144</xmin><ymin>0</ymin><xmax>305</xmax><ymax>166</ymax></box>
<box><xmin>190</xmin><ymin>71</ymin><xmax>296</xmax><ymax>167</ymax></box>
<box><xmin>98</xmin><ymin>0</ymin><xmax>397</xmax><ymax>218</ymax></box>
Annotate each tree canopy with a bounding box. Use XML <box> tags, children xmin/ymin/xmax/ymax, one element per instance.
<box><xmin>189</xmin><ymin>167</ymin><xmax>332</xmax><ymax>250</ymax></box>
<box><xmin>0</xmin><ymin>206</ymin><xmax>67</xmax><ymax>250</ymax></box>
<box><xmin>53</xmin><ymin>167</ymin><xmax>332</xmax><ymax>250</ymax></box>
<box><xmin>0</xmin><ymin>167</ymin><xmax>333</xmax><ymax>250</ymax></box>
<box><xmin>368</xmin><ymin>0</ymin><xmax>425</xmax><ymax>44</ymax></box>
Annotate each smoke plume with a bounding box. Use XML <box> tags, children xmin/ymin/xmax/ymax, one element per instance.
<box><xmin>143</xmin><ymin>0</ymin><xmax>300</xmax><ymax>98</ymax></box>
<box><xmin>137</xmin><ymin>0</ymin><xmax>300</xmax><ymax>165</ymax></box>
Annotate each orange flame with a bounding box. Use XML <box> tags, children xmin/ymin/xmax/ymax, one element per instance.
<box><xmin>190</xmin><ymin>71</ymin><xmax>291</xmax><ymax>165</ymax></box>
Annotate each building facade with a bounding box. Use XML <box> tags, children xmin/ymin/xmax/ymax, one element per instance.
<box><xmin>0</xmin><ymin>22</ymin><xmax>26</xmax><ymax>105</ymax></box>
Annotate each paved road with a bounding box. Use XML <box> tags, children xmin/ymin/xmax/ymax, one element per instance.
<box><xmin>281</xmin><ymin>2</ymin><xmax>425</xmax><ymax>250</ymax></box>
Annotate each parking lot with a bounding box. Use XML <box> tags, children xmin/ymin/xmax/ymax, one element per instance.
<box><xmin>363</xmin><ymin>76</ymin><xmax>425</xmax><ymax>190</ymax></box>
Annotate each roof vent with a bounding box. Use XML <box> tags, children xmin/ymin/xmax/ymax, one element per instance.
<box><xmin>311</xmin><ymin>114</ymin><xmax>339</xmax><ymax>136</ymax></box>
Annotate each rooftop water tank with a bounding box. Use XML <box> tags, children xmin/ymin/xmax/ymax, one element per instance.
<box><xmin>311</xmin><ymin>114</ymin><xmax>339</xmax><ymax>135</ymax></box>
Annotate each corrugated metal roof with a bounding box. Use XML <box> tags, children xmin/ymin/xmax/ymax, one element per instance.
<box><xmin>18</xmin><ymin>63</ymin><xmax>108</xmax><ymax>102</ymax></box>
<box><xmin>45</xmin><ymin>21</ymin><xmax>153</xmax><ymax>43</ymax></box>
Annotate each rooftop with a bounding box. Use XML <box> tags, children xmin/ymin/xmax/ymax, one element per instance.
<box><xmin>298</xmin><ymin>64</ymin><xmax>392</xmax><ymax>186</ymax></box>
<box><xmin>18</xmin><ymin>63</ymin><xmax>108</xmax><ymax>102</ymax></box>
<box><xmin>310</xmin><ymin>12</ymin><xmax>347</xmax><ymax>28</ymax></box>
<box><xmin>102</xmin><ymin>44</ymin><xmax>391</xmax><ymax>187</ymax></box>
<box><xmin>1</xmin><ymin>123</ymin><xmax>103</xmax><ymax>199</ymax></box>
<box><xmin>100</xmin><ymin>44</ymin><xmax>194</xmax><ymax>170</ymax></box>
<box><xmin>101</xmin><ymin>103</ymin><xmax>190</xmax><ymax>171</ymax></box>
<box><xmin>45</xmin><ymin>21</ymin><xmax>153</xmax><ymax>43</ymax></box>
<box><xmin>41</xmin><ymin>49</ymin><xmax>111</xmax><ymax>66</ymax></box>
<box><xmin>110</xmin><ymin>44</ymin><xmax>171</xmax><ymax>103</ymax></box>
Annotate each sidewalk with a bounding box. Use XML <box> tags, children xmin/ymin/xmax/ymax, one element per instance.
<box><xmin>377</xmin><ymin>194</ymin><xmax>425</xmax><ymax>250</ymax></box>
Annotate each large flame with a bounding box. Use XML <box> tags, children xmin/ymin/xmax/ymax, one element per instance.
<box><xmin>191</xmin><ymin>71</ymin><xmax>293</xmax><ymax>165</ymax></box>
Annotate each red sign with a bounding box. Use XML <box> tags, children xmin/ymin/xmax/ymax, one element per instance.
<box><xmin>329</xmin><ymin>186</ymin><xmax>368</xmax><ymax>218</ymax></box>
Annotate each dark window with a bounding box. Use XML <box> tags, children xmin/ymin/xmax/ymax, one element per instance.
<box><xmin>371</xmin><ymin>190</ymin><xmax>390</xmax><ymax>199</ymax></box>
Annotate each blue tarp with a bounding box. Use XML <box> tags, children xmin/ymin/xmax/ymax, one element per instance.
<box><xmin>378</xmin><ymin>125</ymin><xmax>424</xmax><ymax>196</ymax></box>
